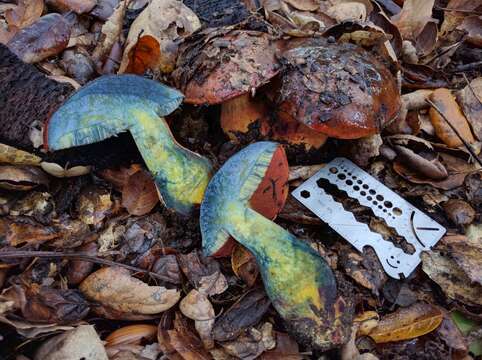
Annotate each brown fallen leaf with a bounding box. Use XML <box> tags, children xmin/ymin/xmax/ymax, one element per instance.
<box><xmin>151</xmin><ymin>254</ymin><xmax>182</xmax><ymax>284</ymax></box>
<box><xmin>325</xmin><ymin>1</ymin><xmax>372</xmax><ymax>23</ymax></box>
<box><xmin>221</xmin><ymin>322</ymin><xmax>276</xmax><ymax>359</ymax></box>
<box><xmin>167</xmin><ymin>312</ymin><xmax>212</xmax><ymax>360</ymax></box>
<box><xmin>105</xmin><ymin>324</ymin><xmax>158</xmax><ymax>347</ymax></box>
<box><xmin>368</xmin><ymin>302</ymin><xmax>443</xmax><ymax>343</ymax></box>
<box><xmin>435</xmin><ymin>312</ymin><xmax>468</xmax><ymax>354</ymax></box>
<box><xmin>392</xmin><ymin>144</ymin><xmax>448</xmax><ymax>180</ymax></box>
<box><xmin>391</xmin><ymin>0</ymin><xmax>436</xmax><ymax>40</ymax></box>
<box><xmin>7</xmin><ymin>13</ymin><xmax>72</xmax><ymax>63</ymax></box>
<box><xmin>259</xmin><ymin>331</ymin><xmax>302</xmax><ymax>360</ymax></box>
<box><xmin>34</xmin><ymin>325</ymin><xmax>108</xmax><ymax>360</ymax></box>
<box><xmin>46</xmin><ymin>0</ymin><xmax>97</xmax><ymax>14</ymax></box>
<box><xmin>213</xmin><ymin>289</ymin><xmax>271</xmax><ymax>342</ymax></box>
<box><xmin>231</xmin><ymin>244</ymin><xmax>259</xmax><ymax>287</ymax></box>
<box><xmin>118</xmin><ymin>0</ymin><xmax>201</xmax><ymax>74</ymax></box>
<box><xmin>341</xmin><ymin>324</ymin><xmax>379</xmax><ymax>360</ymax></box>
<box><xmin>76</xmin><ymin>185</ymin><xmax>114</xmax><ymax>226</ymax></box>
<box><xmin>0</xmin><ymin>216</ymin><xmax>60</xmax><ymax>246</ymax></box>
<box><xmin>443</xmin><ymin>199</ymin><xmax>475</xmax><ymax>226</ymax></box>
<box><xmin>457</xmin><ymin>77</ymin><xmax>482</xmax><ymax>141</ymax></box>
<box><xmin>283</xmin><ymin>0</ymin><xmax>319</xmax><ymax>11</ymax></box>
<box><xmin>4</xmin><ymin>0</ymin><xmax>43</xmax><ymax>30</ymax></box>
<box><xmin>429</xmin><ymin>88</ymin><xmax>476</xmax><ymax>148</ymax></box>
<box><xmin>422</xmin><ymin>250</ymin><xmax>482</xmax><ymax>306</ymax></box>
<box><xmin>99</xmin><ymin>164</ymin><xmax>143</xmax><ymax>190</ymax></box>
<box><xmin>440</xmin><ymin>0</ymin><xmax>481</xmax><ymax>36</ymax></box>
<box><xmin>67</xmin><ymin>242</ymin><xmax>98</xmax><ymax>285</ymax></box>
<box><xmin>122</xmin><ymin>169</ymin><xmax>159</xmax><ymax>216</ymax></box>
<box><xmin>79</xmin><ymin>266</ymin><xmax>180</xmax><ymax>315</ymax></box>
<box><xmin>179</xmin><ymin>289</ymin><xmax>215</xmax><ymax>349</ymax></box>
<box><xmin>0</xmin><ymin>165</ymin><xmax>49</xmax><ymax>191</ymax></box>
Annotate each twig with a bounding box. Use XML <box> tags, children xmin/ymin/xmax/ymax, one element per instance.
<box><xmin>426</xmin><ymin>99</ymin><xmax>482</xmax><ymax>167</ymax></box>
<box><xmin>0</xmin><ymin>250</ymin><xmax>164</xmax><ymax>281</ymax></box>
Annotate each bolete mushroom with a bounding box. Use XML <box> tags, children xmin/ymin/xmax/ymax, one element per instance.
<box><xmin>276</xmin><ymin>42</ymin><xmax>401</xmax><ymax>139</ymax></box>
<box><xmin>47</xmin><ymin>74</ymin><xmax>212</xmax><ymax>215</ymax></box>
<box><xmin>200</xmin><ymin>141</ymin><xmax>348</xmax><ymax>350</ymax></box>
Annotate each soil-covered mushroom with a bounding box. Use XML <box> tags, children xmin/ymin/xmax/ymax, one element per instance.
<box><xmin>277</xmin><ymin>43</ymin><xmax>401</xmax><ymax>139</ymax></box>
<box><xmin>47</xmin><ymin>75</ymin><xmax>212</xmax><ymax>215</ymax></box>
<box><xmin>200</xmin><ymin>141</ymin><xmax>349</xmax><ymax>350</ymax></box>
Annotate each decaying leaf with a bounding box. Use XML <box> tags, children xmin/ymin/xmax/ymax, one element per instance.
<box><xmin>213</xmin><ymin>289</ymin><xmax>271</xmax><ymax>342</ymax></box>
<box><xmin>76</xmin><ymin>185</ymin><xmax>114</xmax><ymax>226</ymax></box>
<box><xmin>457</xmin><ymin>77</ymin><xmax>482</xmax><ymax>141</ymax></box>
<box><xmin>167</xmin><ymin>312</ymin><xmax>212</xmax><ymax>359</ymax></box>
<box><xmin>422</xmin><ymin>250</ymin><xmax>482</xmax><ymax>306</ymax></box>
<box><xmin>7</xmin><ymin>13</ymin><xmax>72</xmax><ymax>63</ymax></box>
<box><xmin>46</xmin><ymin>0</ymin><xmax>97</xmax><ymax>14</ymax></box>
<box><xmin>0</xmin><ymin>315</ymin><xmax>74</xmax><ymax>338</ymax></box>
<box><xmin>391</xmin><ymin>0</ymin><xmax>436</xmax><ymax>40</ymax></box>
<box><xmin>0</xmin><ymin>165</ymin><xmax>49</xmax><ymax>191</ymax></box>
<box><xmin>231</xmin><ymin>244</ymin><xmax>259</xmax><ymax>287</ymax></box>
<box><xmin>341</xmin><ymin>324</ymin><xmax>378</xmax><ymax>360</ymax></box>
<box><xmin>221</xmin><ymin>322</ymin><xmax>276</xmax><ymax>359</ymax></box>
<box><xmin>368</xmin><ymin>302</ymin><xmax>443</xmax><ymax>343</ymax></box>
<box><xmin>4</xmin><ymin>0</ymin><xmax>44</xmax><ymax>30</ymax></box>
<box><xmin>34</xmin><ymin>325</ymin><xmax>108</xmax><ymax>360</ymax></box>
<box><xmin>443</xmin><ymin>199</ymin><xmax>475</xmax><ymax>226</ymax></box>
<box><xmin>0</xmin><ymin>216</ymin><xmax>60</xmax><ymax>246</ymax></box>
<box><xmin>259</xmin><ymin>332</ymin><xmax>302</xmax><ymax>359</ymax></box>
<box><xmin>67</xmin><ymin>242</ymin><xmax>98</xmax><ymax>285</ymax></box>
<box><xmin>0</xmin><ymin>143</ymin><xmax>41</xmax><ymax>166</ymax></box>
<box><xmin>429</xmin><ymin>88</ymin><xmax>476</xmax><ymax>148</ymax></box>
<box><xmin>180</xmin><ymin>289</ymin><xmax>215</xmax><ymax>349</ymax></box>
<box><xmin>79</xmin><ymin>266</ymin><xmax>180</xmax><ymax>315</ymax></box>
<box><xmin>121</xmin><ymin>169</ymin><xmax>159</xmax><ymax>216</ymax></box>
<box><xmin>118</xmin><ymin>0</ymin><xmax>201</xmax><ymax>74</ymax></box>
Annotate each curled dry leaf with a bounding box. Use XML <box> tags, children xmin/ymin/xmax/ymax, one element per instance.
<box><xmin>213</xmin><ymin>289</ymin><xmax>271</xmax><ymax>342</ymax></box>
<box><xmin>0</xmin><ymin>143</ymin><xmax>41</xmax><ymax>166</ymax></box>
<box><xmin>7</xmin><ymin>13</ymin><xmax>71</xmax><ymax>63</ymax></box>
<box><xmin>4</xmin><ymin>0</ymin><xmax>43</xmax><ymax>31</ymax></box>
<box><xmin>180</xmin><ymin>289</ymin><xmax>215</xmax><ymax>349</ymax></box>
<box><xmin>0</xmin><ymin>165</ymin><xmax>49</xmax><ymax>191</ymax></box>
<box><xmin>429</xmin><ymin>88</ymin><xmax>476</xmax><ymax>148</ymax></box>
<box><xmin>368</xmin><ymin>302</ymin><xmax>443</xmax><ymax>343</ymax></box>
<box><xmin>105</xmin><ymin>324</ymin><xmax>158</xmax><ymax>347</ymax></box>
<box><xmin>392</xmin><ymin>144</ymin><xmax>448</xmax><ymax>180</ymax></box>
<box><xmin>99</xmin><ymin>164</ymin><xmax>143</xmax><ymax>190</ymax></box>
<box><xmin>119</xmin><ymin>0</ymin><xmax>201</xmax><ymax>74</ymax></box>
<box><xmin>79</xmin><ymin>266</ymin><xmax>180</xmax><ymax>315</ymax></box>
<box><xmin>46</xmin><ymin>0</ymin><xmax>97</xmax><ymax>14</ymax></box>
<box><xmin>422</xmin><ymin>250</ymin><xmax>482</xmax><ymax>306</ymax></box>
<box><xmin>34</xmin><ymin>325</ymin><xmax>108</xmax><ymax>360</ymax></box>
<box><xmin>457</xmin><ymin>77</ymin><xmax>482</xmax><ymax>141</ymax></box>
<box><xmin>391</xmin><ymin>0</ymin><xmax>436</xmax><ymax>40</ymax></box>
<box><xmin>122</xmin><ymin>169</ymin><xmax>159</xmax><ymax>216</ymax></box>
<box><xmin>231</xmin><ymin>244</ymin><xmax>259</xmax><ymax>287</ymax></box>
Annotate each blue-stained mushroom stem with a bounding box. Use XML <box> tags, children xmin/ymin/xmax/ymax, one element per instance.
<box><xmin>201</xmin><ymin>141</ymin><xmax>349</xmax><ymax>350</ymax></box>
<box><xmin>47</xmin><ymin>75</ymin><xmax>212</xmax><ymax>215</ymax></box>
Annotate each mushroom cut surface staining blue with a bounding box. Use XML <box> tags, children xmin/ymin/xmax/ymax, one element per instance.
<box><xmin>47</xmin><ymin>75</ymin><xmax>212</xmax><ymax>215</ymax></box>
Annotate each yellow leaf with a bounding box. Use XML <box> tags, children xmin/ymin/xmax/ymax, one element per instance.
<box><xmin>368</xmin><ymin>303</ymin><xmax>443</xmax><ymax>343</ymax></box>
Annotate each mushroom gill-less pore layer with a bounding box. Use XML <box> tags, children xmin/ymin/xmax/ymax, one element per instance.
<box><xmin>277</xmin><ymin>43</ymin><xmax>401</xmax><ymax>139</ymax></box>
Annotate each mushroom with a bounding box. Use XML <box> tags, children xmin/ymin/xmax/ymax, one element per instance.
<box><xmin>276</xmin><ymin>42</ymin><xmax>401</xmax><ymax>139</ymax></box>
<box><xmin>200</xmin><ymin>141</ymin><xmax>348</xmax><ymax>350</ymax></box>
<box><xmin>47</xmin><ymin>74</ymin><xmax>212</xmax><ymax>215</ymax></box>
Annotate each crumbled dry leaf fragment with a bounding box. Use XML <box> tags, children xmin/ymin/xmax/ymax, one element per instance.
<box><xmin>76</xmin><ymin>186</ymin><xmax>114</xmax><ymax>226</ymax></box>
<box><xmin>180</xmin><ymin>289</ymin><xmax>215</xmax><ymax>349</ymax></box>
<box><xmin>80</xmin><ymin>266</ymin><xmax>180</xmax><ymax>315</ymax></box>
<box><xmin>7</xmin><ymin>13</ymin><xmax>71</xmax><ymax>63</ymax></box>
<box><xmin>118</xmin><ymin>0</ymin><xmax>201</xmax><ymax>74</ymax></box>
<box><xmin>34</xmin><ymin>325</ymin><xmax>108</xmax><ymax>360</ymax></box>
<box><xmin>221</xmin><ymin>322</ymin><xmax>276</xmax><ymax>359</ymax></box>
<box><xmin>368</xmin><ymin>302</ymin><xmax>443</xmax><ymax>343</ymax></box>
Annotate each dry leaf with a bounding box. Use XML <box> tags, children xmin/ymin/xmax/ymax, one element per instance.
<box><xmin>92</xmin><ymin>0</ymin><xmax>127</xmax><ymax>70</ymax></box>
<box><xmin>457</xmin><ymin>77</ymin><xmax>482</xmax><ymax>141</ymax></box>
<box><xmin>283</xmin><ymin>0</ymin><xmax>319</xmax><ymax>11</ymax></box>
<box><xmin>0</xmin><ymin>314</ymin><xmax>74</xmax><ymax>338</ymax></box>
<box><xmin>0</xmin><ymin>143</ymin><xmax>41</xmax><ymax>166</ymax></box>
<box><xmin>7</xmin><ymin>13</ymin><xmax>71</xmax><ymax>63</ymax></box>
<box><xmin>67</xmin><ymin>242</ymin><xmax>98</xmax><ymax>285</ymax></box>
<box><xmin>122</xmin><ymin>169</ymin><xmax>159</xmax><ymax>216</ymax></box>
<box><xmin>4</xmin><ymin>0</ymin><xmax>43</xmax><ymax>30</ymax></box>
<box><xmin>213</xmin><ymin>289</ymin><xmax>271</xmax><ymax>342</ymax></box>
<box><xmin>34</xmin><ymin>325</ymin><xmax>108</xmax><ymax>360</ymax></box>
<box><xmin>79</xmin><ymin>266</ymin><xmax>180</xmax><ymax>315</ymax></box>
<box><xmin>429</xmin><ymin>88</ymin><xmax>476</xmax><ymax>148</ymax></box>
<box><xmin>440</xmin><ymin>0</ymin><xmax>480</xmax><ymax>36</ymax></box>
<box><xmin>391</xmin><ymin>0</ymin><xmax>436</xmax><ymax>40</ymax></box>
<box><xmin>326</xmin><ymin>2</ymin><xmax>368</xmax><ymax>23</ymax></box>
<box><xmin>99</xmin><ymin>164</ymin><xmax>143</xmax><ymax>190</ymax></box>
<box><xmin>180</xmin><ymin>289</ymin><xmax>215</xmax><ymax>349</ymax></box>
<box><xmin>422</xmin><ymin>251</ymin><xmax>482</xmax><ymax>306</ymax></box>
<box><xmin>76</xmin><ymin>186</ymin><xmax>114</xmax><ymax>226</ymax></box>
<box><xmin>0</xmin><ymin>165</ymin><xmax>49</xmax><ymax>191</ymax></box>
<box><xmin>221</xmin><ymin>322</ymin><xmax>276</xmax><ymax>359</ymax></box>
<box><xmin>46</xmin><ymin>0</ymin><xmax>97</xmax><ymax>14</ymax></box>
<box><xmin>105</xmin><ymin>324</ymin><xmax>158</xmax><ymax>347</ymax></box>
<box><xmin>167</xmin><ymin>312</ymin><xmax>212</xmax><ymax>360</ymax></box>
<box><xmin>0</xmin><ymin>216</ymin><xmax>60</xmax><ymax>246</ymax></box>
<box><xmin>119</xmin><ymin>0</ymin><xmax>200</xmax><ymax>74</ymax></box>
<box><xmin>259</xmin><ymin>332</ymin><xmax>302</xmax><ymax>360</ymax></box>
<box><xmin>443</xmin><ymin>199</ymin><xmax>475</xmax><ymax>225</ymax></box>
<box><xmin>231</xmin><ymin>244</ymin><xmax>259</xmax><ymax>287</ymax></box>
<box><xmin>368</xmin><ymin>302</ymin><xmax>443</xmax><ymax>343</ymax></box>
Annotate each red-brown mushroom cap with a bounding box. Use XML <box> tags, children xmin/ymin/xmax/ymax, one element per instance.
<box><xmin>276</xmin><ymin>43</ymin><xmax>401</xmax><ymax>139</ymax></box>
<box><xmin>173</xmin><ymin>29</ymin><xmax>280</xmax><ymax>105</ymax></box>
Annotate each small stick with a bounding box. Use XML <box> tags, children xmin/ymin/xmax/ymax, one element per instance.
<box><xmin>426</xmin><ymin>99</ymin><xmax>482</xmax><ymax>167</ymax></box>
<box><xmin>0</xmin><ymin>250</ymin><xmax>164</xmax><ymax>281</ymax></box>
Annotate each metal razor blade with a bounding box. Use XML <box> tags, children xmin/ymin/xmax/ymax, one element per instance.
<box><xmin>292</xmin><ymin>158</ymin><xmax>446</xmax><ymax>279</ymax></box>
